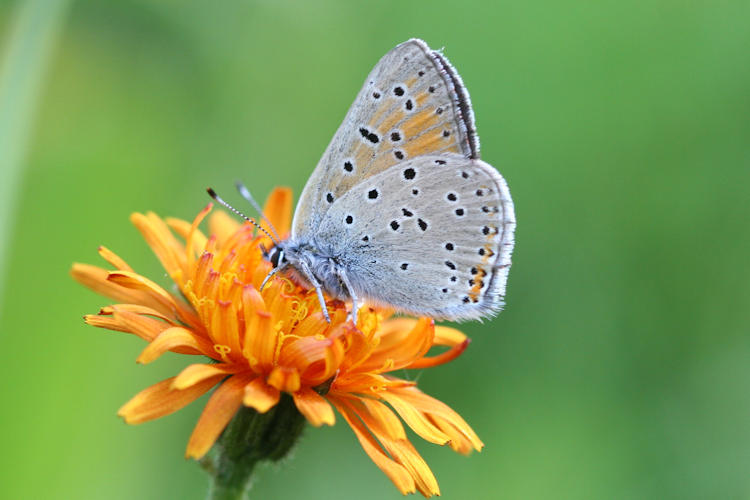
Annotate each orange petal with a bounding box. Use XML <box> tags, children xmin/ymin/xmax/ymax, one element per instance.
<box><xmin>185</xmin><ymin>373</ymin><xmax>254</xmax><ymax>459</ymax></box>
<box><xmin>72</xmin><ymin>264</ymin><xmax>170</xmax><ymax>315</ymax></box>
<box><xmin>358</xmin><ymin>397</ymin><xmax>407</xmax><ymax>440</ymax></box>
<box><xmin>384</xmin><ymin>435</ymin><xmax>440</xmax><ymax>497</ymax></box>
<box><xmin>102</xmin><ymin>304</ymin><xmax>180</xmax><ymax>325</ymax></box>
<box><xmin>292</xmin><ymin>310</ymin><xmax>332</xmax><ymax>338</ymax></box>
<box><xmin>97</xmin><ymin>246</ymin><xmax>133</xmax><ymax>271</ymax></box>
<box><xmin>210</xmin><ymin>300</ymin><xmax>242</xmax><ymax>362</ymax></box>
<box><xmin>379</xmin><ymin>392</ymin><xmax>450</xmax><ymax>445</ymax></box>
<box><xmin>262</xmin><ymin>187</ymin><xmax>293</xmax><ymax>238</ymax></box>
<box><xmin>208</xmin><ymin>210</ymin><xmax>241</xmax><ymax>246</ymax></box>
<box><xmin>293</xmin><ymin>388</ymin><xmax>335</xmax><ymax>426</ymax></box>
<box><xmin>333</xmin><ymin>323</ymin><xmax>376</xmax><ymax>372</ymax></box>
<box><xmin>111</xmin><ymin>308</ymin><xmax>172</xmax><ymax>342</ymax></box>
<box><xmin>433</xmin><ymin>325</ymin><xmax>467</xmax><ymax>346</ymax></box>
<box><xmin>331</xmin><ymin>398</ymin><xmax>416</xmax><ymax>495</ymax></box>
<box><xmin>107</xmin><ymin>270</ymin><xmax>175</xmax><ymax>305</ymax></box>
<box><xmin>84</xmin><ymin>314</ymin><xmax>130</xmax><ymax>333</ymax></box>
<box><xmin>406</xmin><ymin>338</ymin><xmax>471</xmax><ymax>369</ymax></box>
<box><xmin>107</xmin><ymin>307</ymin><xmax>204</xmax><ymax>352</ymax></box>
<box><xmin>136</xmin><ymin>327</ymin><xmax>212</xmax><ymax>364</ymax></box>
<box><xmin>173</xmin><ymin>363</ymin><xmax>242</xmax><ymax>390</ymax></box>
<box><xmin>333</xmin><ymin>372</ymin><xmax>414</xmax><ymax>394</ymax></box>
<box><xmin>267</xmin><ymin>366</ymin><xmax>301</xmax><ymax>393</ymax></box>
<box><xmin>428</xmin><ymin>414</ymin><xmax>474</xmax><ymax>455</ymax></box>
<box><xmin>390</xmin><ymin>386</ymin><xmax>483</xmax><ymax>452</ymax></box>
<box><xmin>344</xmin><ymin>397</ymin><xmax>440</xmax><ymax>497</ymax></box>
<box><xmin>358</xmin><ymin>318</ymin><xmax>435</xmax><ymax>373</ymax></box>
<box><xmin>243</xmin><ymin>377</ymin><xmax>280</xmax><ymax>413</ymax></box>
<box><xmin>118</xmin><ymin>375</ymin><xmax>223</xmax><ymax>424</ymax></box>
<box><xmin>165</xmin><ymin>216</ymin><xmax>208</xmax><ymax>260</ymax></box>
<box><xmin>286</xmin><ymin>336</ymin><xmax>345</xmax><ymax>386</ymax></box>
<box><xmin>130</xmin><ymin>212</ymin><xmax>186</xmax><ymax>279</ymax></box>
<box><xmin>106</xmin><ymin>270</ymin><xmax>197</xmax><ymax>327</ymax></box>
<box><xmin>241</xmin><ymin>286</ymin><xmax>276</xmax><ymax>371</ymax></box>
<box><xmin>185</xmin><ymin>204</ymin><xmax>212</xmax><ymax>274</ymax></box>
<box><xmin>278</xmin><ymin>336</ymin><xmax>330</xmax><ymax>367</ymax></box>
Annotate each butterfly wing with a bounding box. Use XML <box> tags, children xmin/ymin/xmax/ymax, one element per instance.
<box><xmin>313</xmin><ymin>154</ymin><xmax>515</xmax><ymax>321</ymax></box>
<box><xmin>292</xmin><ymin>38</ymin><xmax>479</xmax><ymax>237</ymax></box>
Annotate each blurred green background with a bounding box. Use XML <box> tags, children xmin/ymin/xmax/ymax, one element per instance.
<box><xmin>1</xmin><ymin>0</ymin><xmax>749</xmax><ymax>498</ymax></box>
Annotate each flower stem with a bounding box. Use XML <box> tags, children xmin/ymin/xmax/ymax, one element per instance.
<box><xmin>201</xmin><ymin>393</ymin><xmax>306</xmax><ymax>500</ymax></box>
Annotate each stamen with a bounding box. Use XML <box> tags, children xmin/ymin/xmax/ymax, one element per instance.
<box><xmin>213</xmin><ymin>344</ymin><xmax>232</xmax><ymax>362</ymax></box>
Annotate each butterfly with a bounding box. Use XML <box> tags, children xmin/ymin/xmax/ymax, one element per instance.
<box><xmin>212</xmin><ymin>39</ymin><xmax>515</xmax><ymax>323</ymax></box>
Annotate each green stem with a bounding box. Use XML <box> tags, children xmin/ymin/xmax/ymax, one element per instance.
<box><xmin>201</xmin><ymin>393</ymin><xmax>306</xmax><ymax>500</ymax></box>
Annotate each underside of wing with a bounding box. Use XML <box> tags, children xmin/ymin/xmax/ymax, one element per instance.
<box><xmin>292</xmin><ymin>38</ymin><xmax>479</xmax><ymax>237</ymax></box>
<box><xmin>314</xmin><ymin>154</ymin><xmax>515</xmax><ymax>321</ymax></box>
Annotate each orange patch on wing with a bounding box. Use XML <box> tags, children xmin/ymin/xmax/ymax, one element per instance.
<box><xmin>375</xmin><ymin>109</ymin><xmax>405</xmax><ymax>134</ymax></box>
<box><xmin>404</xmin><ymin>132</ymin><xmax>455</xmax><ymax>158</ymax></box>
<box><xmin>481</xmin><ymin>243</ymin><xmax>496</xmax><ymax>265</ymax></box>
<box><xmin>354</xmin><ymin>147</ymin><xmax>374</xmax><ymax>171</ymax></box>
<box><xmin>413</xmin><ymin>90</ymin><xmax>431</xmax><ymax>108</ymax></box>
<box><xmin>467</xmin><ymin>266</ymin><xmax>487</xmax><ymax>303</ymax></box>
<box><xmin>401</xmin><ymin>108</ymin><xmax>439</xmax><ymax>135</ymax></box>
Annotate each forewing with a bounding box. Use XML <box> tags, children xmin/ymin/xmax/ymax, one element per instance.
<box><xmin>292</xmin><ymin>38</ymin><xmax>479</xmax><ymax>237</ymax></box>
<box><xmin>314</xmin><ymin>154</ymin><xmax>515</xmax><ymax>321</ymax></box>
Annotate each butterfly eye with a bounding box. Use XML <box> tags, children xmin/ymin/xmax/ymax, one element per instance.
<box><xmin>269</xmin><ymin>247</ymin><xmax>286</xmax><ymax>267</ymax></box>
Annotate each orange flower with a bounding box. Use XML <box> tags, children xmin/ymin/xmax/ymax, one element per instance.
<box><xmin>71</xmin><ymin>187</ymin><xmax>482</xmax><ymax>497</ymax></box>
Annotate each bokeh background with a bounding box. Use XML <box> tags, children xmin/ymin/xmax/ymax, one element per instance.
<box><xmin>1</xmin><ymin>1</ymin><xmax>749</xmax><ymax>499</ymax></box>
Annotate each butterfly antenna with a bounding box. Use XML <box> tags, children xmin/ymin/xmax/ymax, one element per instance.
<box><xmin>206</xmin><ymin>187</ymin><xmax>279</xmax><ymax>245</ymax></box>
<box><xmin>235</xmin><ymin>181</ymin><xmax>281</xmax><ymax>240</ymax></box>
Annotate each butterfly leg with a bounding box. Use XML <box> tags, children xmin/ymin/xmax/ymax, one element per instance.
<box><xmin>259</xmin><ymin>266</ymin><xmax>282</xmax><ymax>291</ymax></box>
<box><xmin>337</xmin><ymin>268</ymin><xmax>359</xmax><ymax>325</ymax></box>
<box><xmin>298</xmin><ymin>260</ymin><xmax>331</xmax><ymax>323</ymax></box>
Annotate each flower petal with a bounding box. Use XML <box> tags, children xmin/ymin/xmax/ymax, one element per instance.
<box><xmin>84</xmin><ymin>314</ymin><xmax>129</xmax><ymax>333</ymax></box>
<box><xmin>433</xmin><ymin>325</ymin><xmax>467</xmax><ymax>346</ymax></box>
<box><xmin>107</xmin><ymin>270</ymin><xmax>177</xmax><ymax>308</ymax></box>
<box><xmin>111</xmin><ymin>308</ymin><xmax>172</xmax><ymax>342</ymax></box>
<box><xmin>267</xmin><ymin>366</ymin><xmax>301</xmax><ymax>393</ymax></box>
<box><xmin>427</xmin><ymin>414</ymin><xmax>475</xmax><ymax>455</ymax></box>
<box><xmin>389</xmin><ymin>386</ymin><xmax>483</xmax><ymax>452</ymax></box>
<box><xmin>278</xmin><ymin>336</ymin><xmax>345</xmax><ymax>385</ymax></box>
<box><xmin>72</xmin><ymin>264</ymin><xmax>167</xmax><ymax>313</ymax></box>
<box><xmin>379</xmin><ymin>392</ymin><xmax>451</xmax><ymax>445</ymax></box>
<box><xmin>172</xmin><ymin>363</ymin><xmax>242</xmax><ymax>390</ymax></box>
<box><xmin>165</xmin><ymin>216</ymin><xmax>207</xmax><ymax>260</ymax></box>
<box><xmin>210</xmin><ymin>300</ymin><xmax>242</xmax><ymax>362</ymax></box>
<box><xmin>341</xmin><ymin>397</ymin><xmax>440</xmax><ymax>497</ymax></box>
<box><xmin>97</xmin><ymin>246</ymin><xmax>133</xmax><ymax>271</ymax></box>
<box><xmin>186</xmin><ymin>373</ymin><xmax>254</xmax><ymax>459</ymax></box>
<box><xmin>208</xmin><ymin>210</ymin><xmax>241</xmax><ymax>246</ymax></box>
<box><xmin>358</xmin><ymin>397</ymin><xmax>407</xmax><ymax>440</ymax></box>
<box><xmin>118</xmin><ymin>375</ymin><xmax>223</xmax><ymax>424</ymax></box>
<box><xmin>331</xmin><ymin>398</ymin><xmax>416</xmax><ymax>495</ymax></box>
<box><xmin>357</xmin><ymin>318</ymin><xmax>435</xmax><ymax>373</ymax></box>
<box><xmin>100</xmin><ymin>304</ymin><xmax>180</xmax><ymax>325</ymax></box>
<box><xmin>242</xmin><ymin>286</ymin><xmax>276</xmax><ymax>370</ymax></box>
<box><xmin>262</xmin><ymin>187</ymin><xmax>293</xmax><ymax>238</ymax></box>
<box><xmin>243</xmin><ymin>377</ymin><xmax>280</xmax><ymax>413</ymax></box>
<box><xmin>293</xmin><ymin>387</ymin><xmax>335</xmax><ymax>426</ymax></box>
<box><xmin>406</xmin><ymin>338</ymin><xmax>471</xmax><ymax>369</ymax></box>
<box><xmin>333</xmin><ymin>373</ymin><xmax>414</xmax><ymax>394</ymax></box>
<box><xmin>130</xmin><ymin>212</ymin><xmax>186</xmax><ymax>279</ymax></box>
<box><xmin>136</xmin><ymin>326</ymin><xmax>212</xmax><ymax>364</ymax></box>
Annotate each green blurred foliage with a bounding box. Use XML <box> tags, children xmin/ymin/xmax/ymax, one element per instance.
<box><xmin>1</xmin><ymin>0</ymin><xmax>749</xmax><ymax>498</ymax></box>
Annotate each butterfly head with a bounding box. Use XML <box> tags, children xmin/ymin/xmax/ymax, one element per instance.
<box><xmin>267</xmin><ymin>245</ymin><xmax>288</xmax><ymax>269</ymax></box>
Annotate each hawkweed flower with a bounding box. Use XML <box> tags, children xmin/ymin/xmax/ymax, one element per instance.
<box><xmin>71</xmin><ymin>187</ymin><xmax>483</xmax><ymax>498</ymax></box>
